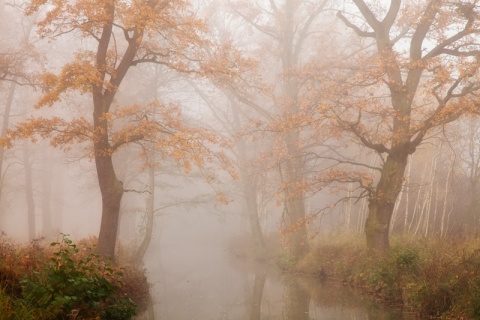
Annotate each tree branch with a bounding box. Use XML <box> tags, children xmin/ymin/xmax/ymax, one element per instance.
<box><xmin>336</xmin><ymin>11</ymin><xmax>375</xmax><ymax>38</ymax></box>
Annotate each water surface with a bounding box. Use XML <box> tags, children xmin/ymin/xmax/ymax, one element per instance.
<box><xmin>135</xmin><ymin>229</ymin><xmax>415</xmax><ymax>319</ymax></box>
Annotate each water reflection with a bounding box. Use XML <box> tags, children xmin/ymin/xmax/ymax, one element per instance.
<box><xmin>249</xmin><ymin>268</ymin><xmax>266</xmax><ymax>320</ymax></box>
<box><xmin>283</xmin><ymin>275</ymin><xmax>310</xmax><ymax>320</ymax></box>
<box><xmin>136</xmin><ymin>257</ymin><xmax>415</xmax><ymax>320</ymax></box>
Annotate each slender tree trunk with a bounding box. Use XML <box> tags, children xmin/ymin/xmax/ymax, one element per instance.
<box><xmin>231</xmin><ymin>99</ymin><xmax>266</xmax><ymax>256</ymax></box>
<box><xmin>134</xmin><ymin>164</ymin><xmax>155</xmax><ymax>264</ymax></box>
<box><xmin>345</xmin><ymin>182</ymin><xmax>353</xmax><ymax>230</ymax></box>
<box><xmin>424</xmin><ymin>146</ymin><xmax>439</xmax><ymax>237</ymax></box>
<box><xmin>41</xmin><ymin>145</ymin><xmax>53</xmax><ymax>236</ymax></box>
<box><xmin>54</xmin><ymin>164</ymin><xmax>64</xmax><ymax>233</ymax></box>
<box><xmin>441</xmin><ymin>155</ymin><xmax>454</xmax><ymax>237</ymax></box>
<box><xmin>365</xmin><ymin>151</ymin><xmax>408</xmax><ymax>253</ymax></box>
<box><xmin>358</xmin><ymin>196</ymin><xmax>368</xmax><ymax>234</ymax></box>
<box><xmin>23</xmin><ymin>143</ymin><xmax>35</xmax><ymax>241</ymax></box>
<box><xmin>0</xmin><ymin>82</ymin><xmax>16</xmax><ymax>195</ymax></box>
<box><xmin>409</xmin><ymin>162</ymin><xmax>428</xmax><ymax>234</ymax></box>
<box><xmin>245</xmin><ymin>185</ymin><xmax>267</xmax><ymax>256</ymax></box>
<box><xmin>403</xmin><ymin>155</ymin><xmax>412</xmax><ymax>234</ymax></box>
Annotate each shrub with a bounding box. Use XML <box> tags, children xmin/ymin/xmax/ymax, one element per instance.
<box><xmin>20</xmin><ymin>235</ymin><xmax>136</xmax><ymax>320</ymax></box>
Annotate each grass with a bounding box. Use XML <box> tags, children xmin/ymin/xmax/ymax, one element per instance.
<box><xmin>271</xmin><ymin>233</ymin><xmax>480</xmax><ymax>319</ymax></box>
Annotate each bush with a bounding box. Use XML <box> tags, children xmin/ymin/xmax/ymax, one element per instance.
<box><xmin>20</xmin><ymin>235</ymin><xmax>136</xmax><ymax>319</ymax></box>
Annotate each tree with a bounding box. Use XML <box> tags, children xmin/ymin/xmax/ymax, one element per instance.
<box><xmin>0</xmin><ymin>2</ymin><xmax>37</xmax><ymax>198</ymax></box>
<box><xmin>8</xmin><ymin>0</ymin><xmax>242</xmax><ymax>256</ymax></box>
<box><xmin>229</xmin><ymin>0</ymin><xmax>330</xmax><ymax>258</ymax></box>
<box><xmin>325</xmin><ymin>0</ymin><xmax>480</xmax><ymax>252</ymax></box>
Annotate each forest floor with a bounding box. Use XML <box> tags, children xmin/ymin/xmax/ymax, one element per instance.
<box><xmin>231</xmin><ymin>233</ymin><xmax>480</xmax><ymax>319</ymax></box>
<box><xmin>0</xmin><ymin>233</ymin><xmax>149</xmax><ymax>320</ymax></box>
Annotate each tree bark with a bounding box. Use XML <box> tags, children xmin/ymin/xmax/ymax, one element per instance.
<box><xmin>95</xmin><ymin>151</ymin><xmax>124</xmax><ymax>256</ymax></box>
<box><xmin>365</xmin><ymin>151</ymin><xmax>408</xmax><ymax>253</ymax></box>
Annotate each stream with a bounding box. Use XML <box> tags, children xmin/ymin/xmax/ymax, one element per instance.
<box><xmin>130</xmin><ymin>212</ymin><xmax>420</xmax><ymax>320</ymax></box>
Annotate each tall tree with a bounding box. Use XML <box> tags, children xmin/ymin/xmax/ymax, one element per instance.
<box><xmin>230</xmin><ymin>0</ymin><xmax>330</xmax><ymax>258</ymax></box>
<box><xmin>326</xmin><ymin>0</ymin><xmax>480</xmax><ymax>252</ymax></box>
<box><xmin>10</xmin><ymin>0</ymin><xmax>242</xmax><ymax>256</ymax></box>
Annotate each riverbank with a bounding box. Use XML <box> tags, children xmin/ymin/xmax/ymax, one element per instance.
<box><xmin>232</xmin><ymin>233</ymin><xmax>480</xmax><ymax>319</ymax></box>
<box><xmin>275</xmin><ymin>234</ymin><xmax>480</xmax><ymax>319</ymax></box>
<box><xmin>0</xmin><ymin>234</ymin><xmax>149</xmax><ymax>319</ymax></box>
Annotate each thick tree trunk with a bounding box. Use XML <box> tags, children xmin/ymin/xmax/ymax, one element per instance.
<box><xmin>365</xmin><ymin>151</ymin><xmax>408</xmax><ymax>253</ymax></box>
<box><xmin>280</xmin><ymin>0</ymin><xmax>308</xmax><ymax>259</ymax></box>
<box><xmin>283</xmin><ymin>131</ymin><xmax>308</xmax><ymax>258</ymax></box>
<box><xmin>93</xmin><ymin>94</ymin><xmax>123</xmax><ymax>257</ymax></box>
<box><xmin>285</xmin><ymin>192</ymin><xmax>308</xmax><ymax>257</ymax></box>
<box><xmin>95</xmin><ymin>153</ymin><xmax>123</xmax><ymax>256</ymax></box>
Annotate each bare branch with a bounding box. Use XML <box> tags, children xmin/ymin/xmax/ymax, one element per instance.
<box><xmin>336</xmin><ymin>11</ymin><xmax>375</xmax><ymax>38</ymax></box>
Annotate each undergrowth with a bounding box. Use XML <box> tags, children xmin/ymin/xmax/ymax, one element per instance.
<box><xmin>0</xmin><ymin>233</ymin><xmax>149</xmax><ymax>319</ymax></box>
<box><xmin>276</xmin><ymin>233</ymin><xmax>480</xmax><ymax>319</ymax></box>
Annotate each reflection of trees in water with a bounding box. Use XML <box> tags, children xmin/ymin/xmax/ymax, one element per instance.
<box><xmin>298</xmin><ymin>276</ymin><xmax>406</xmax><ymax>320</ymax></box>
<box><xmin>138</xmin><ymin>258</ymin><xmax>408</xmax><ymax>320</ymax></box>
<box><xmin>246</xmin><ymin>267</ymin><xmax>403</xmax><ymax>320</ymax></box>
<box><xmin>249</xmin><ymin>269</ymin><xmax>267</xmax><ymax>320</ymax></box>
<box><xmin>247</xmin><ymin>268</ymin><xmax>312</xmax><ymax>320</ymax></box>
<box><xmin>283</xmin><ymin>275</ymin><xmax>311</xmax><ymax>320</ymax></box>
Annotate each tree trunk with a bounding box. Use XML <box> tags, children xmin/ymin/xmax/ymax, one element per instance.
<box><xmin>245</xmin><ymin>185</ymin><xmax>267</xmax><ymax>257</ymax></box>
<box><xmin>23</xmin><ymin>143</ymin><xmax>35</xmax><ymax>241</ymax></box>
<box><xmin>134</xmin><ymin>164</ymin><xmax>155</xmax><ymax>264</ymax></box>
<box><xmin>41</xmin><ymin>145</ymin><xmax>53</xmax><ymax>237</ymax></box>
<box><xmin>441</xmin><ymin>155</ymin><xmax>454</xmax><ymax>237</ymax></box>
<box><xmin>282</xmin><ymin>130</ymin><xmax>308</xmax><ymax>258</ymax></box>
<box><xmin>403</xmin><ymin>155</ymin><xmax>412</xmax><ymax>234</ymax></box>
<box><xmin>95</xmin><ymin>152</ymin><xmax>123</xmax><ymax>256</ymax></box>
<box><xmin>0</xmin><ymin>82</ymin><xmax>16</xmax><ymax>195</ymax></box>
<box><xmin>285</xmin><ymin>189</ymin><xmax>309</xmax><ymax>257</ymax></box>
<box><xmin>93</xmin><ymin>2</ymin><xmax>124</xmax><ymax>257</ymax></box>
<box><xmin>230</xmin><ymin>96</ymin><xmax>267</xmax><ymax>256</ymax></box>
<box><xmin>94</xmin><ymin>102</ymin><xmax>123</xmax><ymax>256</ymax></box>
<box><xmin>365</xmin><ymin>151</ymin><xmax>408</xmax><ymax>253</ymax></box>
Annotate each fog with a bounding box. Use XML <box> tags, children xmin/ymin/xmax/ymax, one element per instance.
<box><xmin>2</xmin><ymin>0</ymin><xmax>480</xmax><ymax>319</ymax></box>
